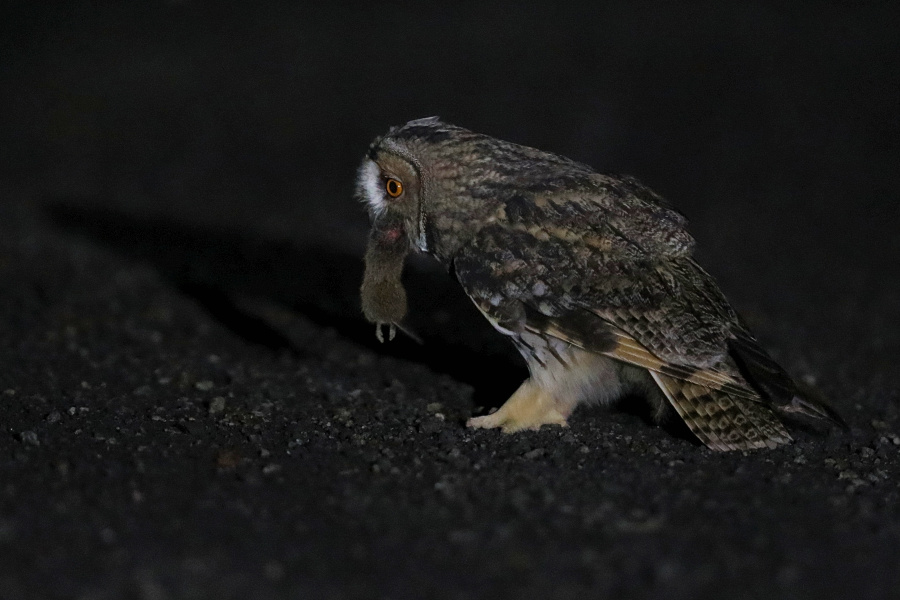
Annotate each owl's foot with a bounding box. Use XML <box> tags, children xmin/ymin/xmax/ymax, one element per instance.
<box><xmin>467</xmin><ymin>379</ymin><xmax>570</xmax><ymax>433</ymax></box>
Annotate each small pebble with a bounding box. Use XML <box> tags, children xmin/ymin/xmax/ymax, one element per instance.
<box><xmin>19</xmin><ymin>431</ymin><xmax>39</xmax><ymax>446</ymax></box>
<box><xmin>208</xmin><ymin>397</ymin><xmax>226</xmax><ymax>414</ymax></box>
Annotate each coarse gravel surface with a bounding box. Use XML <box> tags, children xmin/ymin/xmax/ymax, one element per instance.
<box><xmin>1</xmin><ymin>3</ymin><xmax>899</xmax><ymax>599</ymax></box>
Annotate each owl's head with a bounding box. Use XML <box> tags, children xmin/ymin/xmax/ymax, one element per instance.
<box><xmin>357</xmin><ymin>117</ymin><xmax>598</xmax><ymax>259</ymax></box>
<box><xmin>357</xmin><ymin>117</ymin><xmax>484</xmax><ymax>336</ymax></box>
<box><xmin>356</xmin><ymin>116</ymin><xmax>461</xmax><ymax>255</ymax></box>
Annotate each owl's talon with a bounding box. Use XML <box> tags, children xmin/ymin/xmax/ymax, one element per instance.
<box><xmin>466</xmin><ymin>414</ymin><xmax>501</xmax><ymax>430</ymax></box>
<box><xmin>466</xmin><ymin>379</ymin><xmax>570</xmax><ymax>433</ymax></box>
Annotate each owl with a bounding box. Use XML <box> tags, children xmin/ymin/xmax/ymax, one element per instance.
<box><xmin>356</xmin><ymin>117</ymin><xmax>843</xmax><ymax>451</ymax></box>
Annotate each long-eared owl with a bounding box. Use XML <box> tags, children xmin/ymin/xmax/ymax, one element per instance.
<box><xmin>356</xmin><ymin>117</ymin><xmax>843</xmax><ymax>451</ymax></box>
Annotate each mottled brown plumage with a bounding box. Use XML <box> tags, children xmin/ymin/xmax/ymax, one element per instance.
<box><xmin>357</xmin><ymin>117</ymin><xmax>843</xmax><ymax>451</ymax></box>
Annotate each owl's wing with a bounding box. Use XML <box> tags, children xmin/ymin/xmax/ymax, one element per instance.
<box><xmin>452</xmin><ymin>222</ymin><xmax>809</xmax><ymax>450</ymax></box>
<box><xmin>498</xmin><ymin>174</ymin><xmax>697</xmax><ymax>260</ymax></box>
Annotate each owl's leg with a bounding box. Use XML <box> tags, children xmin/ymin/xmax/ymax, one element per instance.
<box><xmin>466</xmin><ymin>378</ymin><xmax>573</xmax><ymax>433</ymax></box>
<box><xmin>467</xmin><ymin>336</ymin><xmax>626</xmax><ymax>433</ymax></box>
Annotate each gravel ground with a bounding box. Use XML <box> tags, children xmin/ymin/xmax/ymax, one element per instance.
<box><xmin>1</xmin><ymin>3</ymin><xmax>899</xmax><ymax>599</ymax></box>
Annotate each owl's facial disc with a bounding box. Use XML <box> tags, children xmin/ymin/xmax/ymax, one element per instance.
<box><xmin>357</xmin><ymin>158</ymin><xmax>389</xmax><ymax>217</ymax></box>
<box><xmin>357</xmin><ymin>147</ymin><xmax>425</xmax><ymax>251</ymax></box>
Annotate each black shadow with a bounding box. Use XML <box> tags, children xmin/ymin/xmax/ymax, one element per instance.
<box><xmin>43</xmin><ymin>200</ymin><xmax>525</xmax><ymax>411</ymax></box>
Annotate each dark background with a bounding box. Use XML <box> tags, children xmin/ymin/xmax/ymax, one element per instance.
<box><xmin>1</xmin><ymin>2</ymin><xmax>899</xmax><ymax>599</ymax></box>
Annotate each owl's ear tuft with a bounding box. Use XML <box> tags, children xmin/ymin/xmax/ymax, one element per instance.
<box><xmin>406</xmin><ymin>115</ymin><xmax>442</xmax><ymax>126</ymax></box>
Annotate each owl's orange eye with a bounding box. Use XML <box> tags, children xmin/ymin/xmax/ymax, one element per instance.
<box><xmin>385</xmin><ymin>178</ymin><xmax>403</xmax><ymax>198</ymax></box>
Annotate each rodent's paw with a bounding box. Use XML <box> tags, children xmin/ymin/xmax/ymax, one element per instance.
<box><xmin>374</xmin><ymin>322</ymin><xmax>396</xmax><ymax>343</ymax></box>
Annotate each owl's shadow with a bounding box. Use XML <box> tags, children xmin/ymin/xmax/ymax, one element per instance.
<box><xmin>43</xmin><ymin>200</ymin><xmax>525</xmax><ymax>411</ymax></box>
<box><xmin>43</xmin><ymin>200</ymin><xmax>700</xmax><ymax>445</ymax></box>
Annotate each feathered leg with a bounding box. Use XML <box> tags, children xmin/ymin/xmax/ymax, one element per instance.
<box><xmin>466</xmin><ymin>378</ymin><xmax>571</xmax><ymax>433</ymax></box>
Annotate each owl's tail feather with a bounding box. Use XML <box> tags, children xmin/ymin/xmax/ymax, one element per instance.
<box><xmin>649</xmin><ymin>371</ymin><xmax>793</xmax><ymax>451</ymax></box>
<box><xmin>727</xmin><ymin>335</ymin><xmax>847</xmax><ymax>431</ymax></box>
<box><xmin>777</xmin><ymin>393</ymin><xmax>849</xmax><ymax>431</ymax></box>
